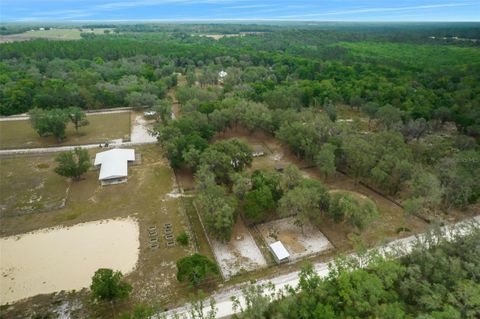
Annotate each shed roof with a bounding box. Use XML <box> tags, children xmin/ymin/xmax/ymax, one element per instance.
<box><xmin>269</xmin><ymin>241</ymin><xmax>290</xmax><ymax>260</ymax></box>
<box><xmin>94</xmin><ymin>149</ymin><xmax>135</xmax><ymax>180</ymax></box>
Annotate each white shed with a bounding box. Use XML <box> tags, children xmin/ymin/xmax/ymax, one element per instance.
<box><xmin>218</xmin><ymin>70</ymin><xmax>228</xmax><ymax>79</ymax></box>
<box><xmin>94</xmin><ymin>149</ymin><xmax>135</xmax><ymax>185</ymax></box>
<box><xmin>269</xmin><ymin>241</ymin><xmax>290</xmax><ymax>264</ymax></box>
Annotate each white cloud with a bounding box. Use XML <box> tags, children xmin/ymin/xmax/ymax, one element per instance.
<box><xmin>277</xmin><ymin>2</ymin><xmax>475</xmax><ymax>19</ymax></box>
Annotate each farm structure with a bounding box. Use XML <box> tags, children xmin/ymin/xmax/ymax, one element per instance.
<box><xmin>94</xmin><ymin>149</ymin><xmax>135</xmax><ymax>185</ymax></box>
<box><xmin>269</xmin><ymin>241</ymin><xmax>290</xmax><ymax>264</ymax></box>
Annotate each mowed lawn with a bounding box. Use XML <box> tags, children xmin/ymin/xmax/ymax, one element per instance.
<box><xmin>0</xmin><ymin>112</ymin><xmax>131</xmax><ymax>149</ymax></box>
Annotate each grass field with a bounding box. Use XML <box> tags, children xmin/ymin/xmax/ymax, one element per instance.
<box><xmin>0</xmin><ymin>28</ymin><xmax>114</xmax><ymax>42</ymax></box>
<box><xmin>0</xmin><ymin>154</ymin><xmax>69</xmax><ymax>217</ymax></box>
<box><xmin>0</xmin><ymin>112</ymin><xmax>131</xmax><ymax>149</ymax></box>
<box><xmin>0</xmin><ymin>144</ymin><xmax>210</xmax><ymax>317</ymax></box>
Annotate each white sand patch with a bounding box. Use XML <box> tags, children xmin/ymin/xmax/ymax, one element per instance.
<box><xmin>257</xmin><ymin>217</ymin><xmax>334</xmax><ymax>261</ymax></box>
<box><xmin>130</xmin><ymin>115</ymin><xmax>157</xmax><ymax>143</ymax></box>
<box><xmin>210</xmin><ymin>220</ymin><xmax>267</xmax><ymax>280</ymax></box>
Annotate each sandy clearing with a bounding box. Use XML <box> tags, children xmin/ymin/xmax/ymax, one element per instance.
<box><xmin>257</xmin><ymin>217</ymin><xmax>334</xmax><ymax>261</ymax></box>
<box><xmin>210</xmin><ymin>219</ymin><xmax>267</xmax><ymax>280</ymax></box>
<box><xmin>0</xmin><ymin>217</ymin><xmax>140</xmax><ymax>305</ymax></box>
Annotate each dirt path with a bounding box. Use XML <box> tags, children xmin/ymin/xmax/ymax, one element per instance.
<box><xmin>130</xmin><ymin>114</ymin><xmax>157</xmax><ymax>143</ymax></box>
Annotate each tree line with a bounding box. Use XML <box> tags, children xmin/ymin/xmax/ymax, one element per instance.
<box><xmin>1</xmin><ymin>29</ymin><xmax>479</xmax><ymax>136</ymax></box>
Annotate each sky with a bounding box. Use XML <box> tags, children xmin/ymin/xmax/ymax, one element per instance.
<box><xmin>1</xmin><ymin>0</ymin><xmax>479</xmax><ymax>22</ymax></box>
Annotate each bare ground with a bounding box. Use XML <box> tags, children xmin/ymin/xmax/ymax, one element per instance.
<box><xmin>257</xmin><ymin>217</ymin><xmax>334</xmax><ymax>261</ymax></box>
<box><xmin>209</xmin><ymin>219</ymin><xmax>267</xmax><ymax>280</ymax></box>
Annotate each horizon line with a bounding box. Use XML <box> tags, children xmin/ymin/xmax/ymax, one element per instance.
<box><xmin>2</xmin><ymin>19</ymin><xmax>480</xmax><ymax>23</ymax></box>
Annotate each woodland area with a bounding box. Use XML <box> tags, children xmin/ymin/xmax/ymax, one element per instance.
<box><xmin>1</xmin><ymin>23</ymin><xmax>479</xmax><ymax>231</ymax></box>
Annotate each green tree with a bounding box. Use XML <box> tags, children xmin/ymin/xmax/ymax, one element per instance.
<box><xmin>405</xmin><ymin>171</ymin><xmax>443</xmax><ymax>213</ymax></box>
<box><xmin>54</xmin><ymin>147</ymin><xmax>91</xmax><ymax>181</ymax></box>
<box><xmin>323</xmin><ymin>99</ymin><xmax>337</xmax><ymax>122</ymax></box>
<box><xmin>243</xmin><ymin>185</ymin><xmax>275</xmax><ymax>223</ymax></box>
<box><xmin>361</xmin><ymin>102</ymin><xmax>379</xmax><ymax>125</ymax></box>
<box><xmin>315</xmin><ymin>143</ymin><xmax>336</xmax><ymax>180</ymax></box>
<box><xmin>91</xmin><ymin>268</ymin><xmax>132</xmax><ymax>317</ymax></box>
<box><xmin>341</xmin><ymin>136</ymin><xmax>376</xmax><ymax>183</ymax></box>
<box><xmin>67</xmin><ymin>106</ymin><xmax>89</xmax><ymax>132</ymax></box>
<box><xmin>29</xmin><ymin>108</ymin><xmax>70</xmax><ymax>142</ymax></box>
<box><xmin>186</xmin><ymin>70</ymin><xmax>196</xmax><ymax>87</ymax></box>
<box><xmin>280</xmin><ymin>164</ymin><xmax>302</xmax><ymax>191</ymax></box>
<box><xmin>376</xmin><ymin>104</ymin><xmax>403</xmax><ymax>130</ymax></box>
<box><xmin>176</xmin><ymin>254</ymin><xmax>219</xmax><ymax>287</ymax></box>
<box><xmin>196</xmin><ymin>183</ymin><xmax>237</xmax><ymax>242</ymax></box>
<box><xmin>152</xmin><ymin>99</ymin><xmax>173</xmax><ymax>122</ymax></box>
<box><xmin>231</xmin><ymin>172</ymin><xmax>252</xmax><ymax>200</ymax></box>
<box><xmin>328</xmin><ymin>192</ymin><xmax>379</xmax><ymax>231</ymax></box>
<box><xmin>125</xmin><ymin>92</ymin><xmax>158</xmax><ymax>111</ymax></box>
<box><xmin>278</xmin><ymin>179</ymin><xmax>330</xmax><ymax>229</ymax></box>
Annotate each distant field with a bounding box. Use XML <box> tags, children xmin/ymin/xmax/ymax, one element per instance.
<box><xmin>0</xmin><ymin>28</ymin><xmax>113</xmax><ymax>43</ymax></box>
<box><xmin>0</xmin><ymin>112</ymin><xmax>131</xmax><ymax>149</ymax></box>
<box><xmin>339</xmin><ymin>41</ymin><xmax>480</xmax><ymax>69</ymax></box>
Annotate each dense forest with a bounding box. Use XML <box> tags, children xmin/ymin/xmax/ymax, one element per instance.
<box><xmin>1</xmin><ymin>25</ymin><xmax>479</xmax><ymax>136</ymax></box>
<box><xmin>234</xmin><ymin>227</ymin><xmax>480</xmax><ymax>319</ymax></box>
<box><xmin>1</xmin><ymin>24</ymin><xmax>479</xmax><ymax>222</ymax></box>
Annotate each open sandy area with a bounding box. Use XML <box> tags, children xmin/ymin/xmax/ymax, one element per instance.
<box><xmin>0</xmin><ymin>217</ymin><xmax>139</xmax><ymax>304</ymax></box>
<box><xmin>209</xmin><ymin>219</ymin><xmax>267</xmax><ymax>280</ymax></box>
<box><xmin>257</xmin><ymin>217</ymin><xmax>334</xmax><ymax>261</ymax></box>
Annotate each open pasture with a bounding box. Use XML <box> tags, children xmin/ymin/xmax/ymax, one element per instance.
<box><xmin>0</xmin><ymin>153</ymin><xmax>69</xmax><ymax>217</ymax></box>
<box><xmin>0</xmin><ymin>28</ymin><xmax>114</xmax><ymax>43</ymax></box>
<box><xmin>0</xmin><ymin>112</ymin><xmax>131</xmax><ymax>149</ymax></box>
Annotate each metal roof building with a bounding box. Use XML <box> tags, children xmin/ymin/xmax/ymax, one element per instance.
<box><xmin>94</xmin><ymin>149</ymin><xmax>135</xmax><ymax>185</ymax></box>
<box><xmin>269</xmin><ymin>241</ymin><xmax>290</xmax><ymax>264</ymax></box>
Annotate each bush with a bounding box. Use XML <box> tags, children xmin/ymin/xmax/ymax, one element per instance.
<box><xmin>176</xmin><ymin>232</ymin><xmax>189</xmax><ymax>246</ymax></box>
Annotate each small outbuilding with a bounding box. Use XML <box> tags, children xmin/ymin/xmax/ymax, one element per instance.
<box><xmin>144</xmin><ymin>110</ymin><xmax>157</xmax><ymax>117</ymax></box>
<box><xmin>218</xmin><ymin>70</ymin><xmax>228</xmax><ymax>84</ymax></box>
<box><xmin>94</xmin><ymin>149</ymin><xmax>135</xmax><ymax>185</ymax></box>
<box><xmin>269</xmin><ymin>241</ymin><xmax>290</xmax><ymax>264</ymax></box>
<box><xmin>252</xmin><ymin>145</ymin><xmax>266</xmax><ymax>157</ymax></box>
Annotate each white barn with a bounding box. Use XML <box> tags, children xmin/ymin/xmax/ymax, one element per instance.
<box><xmin>269</xmin><ymin>241</ymin><xmax>290</xmax><ymax>264</ymax></box>
<box><xmin>94</xmin><ymin>149</ymin><xmax>135</xmax><ymax>185</ymax></box>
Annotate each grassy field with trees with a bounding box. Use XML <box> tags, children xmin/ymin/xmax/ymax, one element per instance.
<box><xmin>0</xmin><ymin>112</ymin><xmax>130</xmax><ymax>149</ymax></box>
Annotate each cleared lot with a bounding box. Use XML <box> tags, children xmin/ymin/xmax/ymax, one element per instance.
<box><xmin>257</xmin><ymin>217</ymin><xmax>334</xmax><ymax>261</ymax></box>
<box><xmin>208</xmin><ymin>219</ymin><xmax>267</xmax><ymax>280</ymax></box>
